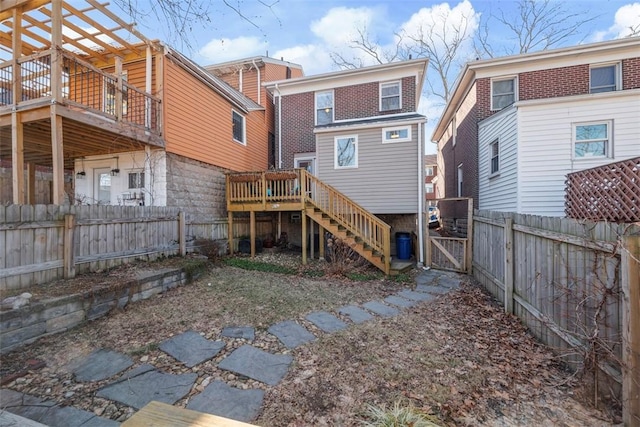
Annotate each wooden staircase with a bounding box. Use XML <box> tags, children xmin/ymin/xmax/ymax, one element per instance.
<box><xmin>226</xmin><ymin>169</ymin><xmax>396</xmax><ymax>275</ymax></box>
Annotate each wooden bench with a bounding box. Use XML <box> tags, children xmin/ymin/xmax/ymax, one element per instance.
<box><xmin>121</xmin><ymin>401</ymin><xmax>257</xmax><ymax>427</ymax></box>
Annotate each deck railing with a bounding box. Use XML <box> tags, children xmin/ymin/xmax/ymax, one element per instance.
<box><xmin>227</xmin><ymin>169</ymin><xmax>391</xmax><ymax>261</ymax></box>
<box><xmin>0</xmin><ymin>49</ymin><xmax>161</xmax><ymax>133</ymax></box>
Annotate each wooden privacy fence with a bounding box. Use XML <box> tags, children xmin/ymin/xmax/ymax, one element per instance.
<box><xmin>0</xmin><ymin>205</ymin><xmax>275</xmax><ymax>292</ymax></box>
<box><xmin>473</xmin><ymin>210</ymin><xmax>640</xmax><ymax>423</ymax></box>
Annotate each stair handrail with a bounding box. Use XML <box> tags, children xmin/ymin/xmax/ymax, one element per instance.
<box><xmin>300</xmin><ymin>169</ymin><xmax>390</xmax><ymax>262</ymax></box>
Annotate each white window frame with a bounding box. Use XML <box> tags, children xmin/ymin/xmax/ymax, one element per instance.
<box><xmin>489</xmin><ymin>139</ymin><xmax>500</xmax><ymax>176</ymax></box>
<box><xmin>334</xmin><ymin>135</ymin><xmax>358</xmax><ymax>169</ymax></box>
<box><xmin>380</xmin><ymin>81</ymin><xmax>402</xmax><ymax>111</ymax></box>
<box><xmin>315</xmin><ymin>90</ymin><xmax>334</xmax><ymax>125</ymax></box>
<box><xmin>490</xmin><ymin>76</ymin><xmax>517</xmax><ymax>111</ymax></box>
<box><xmin>382</xmin><ymin>125</ymin><xmax>411</xmax><ymax>143</ymax></box>
<box><xmin>589</xmin><ymin>62</ymin><xmax>621</xmax><ymax>93</ymax></box>
<box><xmin>425</xmin><ymin>183</ymin><xmax>434</xmax><ymax>194</ymax></box>
<box><xmin>232</xmin><ymin>109</ymin><xmax>246</xmax><ymax>145</ymax></box>
<box><xmin>572</xmin><ymin>120</ymin><xmax>613</xmax><ymax>160</ymax></box>
<box><xmin>425</xmin><ymin>166</ymin><xmax>434</xmax><ymax>176</ymax></box>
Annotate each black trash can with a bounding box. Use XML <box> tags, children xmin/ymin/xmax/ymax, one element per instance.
<box><xmin>395</xmin><ymin>232</ymin><xmax>411</xmax><ymax>260</ymax></box>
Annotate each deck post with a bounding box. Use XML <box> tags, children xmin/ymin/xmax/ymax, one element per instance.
<box><xmin>301</xmin><ymin>209</ymin><xmax>307</xmax><ymax>265</ymax></box>
<box><xmin>318</xmin><ymin>225</ymin><xmax>325</xmax><ymax>260</ymax></box>
<box><xmin>11</xmin><ymin>112</ymin><xmax>25</xmax><ymax>204</ymax></box>
<box><xmin>250</xmin><ymin>211</ymin><xmax>256</xmax><ymax>258</ymax></box>
<box><xmin>227</xmin><ymin>211</ymin><xmax>234</xmax><ymax>254</ymax></box>
<box><xmin>27</xmin><ymin>163</ymin><xmax>36</xmax><ymax>204</ymax></box>
<box><xmin>310</xmin><ymin>219</ymin><xmax>315</xmax><ymax>260</ymax></box>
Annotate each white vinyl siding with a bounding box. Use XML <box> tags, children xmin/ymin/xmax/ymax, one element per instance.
<box><xmin>317</xmin><ymin>124</ymin><xmax>419</xmax><ymax>213</ymax></box>
<box><xmin>478</xmin><ymin>106</ymin><xmax>518</xmax><ymax>212</ymax></box>
<box><xmin>517</xmin><ymin>90</ymin><xmax>640</xmax><ymax>217</ymax></box>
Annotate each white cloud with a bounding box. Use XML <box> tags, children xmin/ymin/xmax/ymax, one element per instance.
<box><xmin>592</xmin><ymin>2</ymin><xmax>640</xmax><ymax>41</ymax></box>
<box><xmin>199</xmin><ymin>36</ymin><xmax>267</xmax><ymax>63</ymax></box>
<box><xmin>272</xmin><ymin>44</ymin><xmax>334</xmax><ymax>76</ymax></box>
<box><xmin>400</xmin><ymin>0</ymin><xmax>479</xmax><ymax>64</ymax></box>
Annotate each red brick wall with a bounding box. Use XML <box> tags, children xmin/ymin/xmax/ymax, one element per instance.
<box><xmin>519</xmin><ymin>65</ymin><xmax>589</xmax><ymax>101</ymax></box>
<box><xmin>335</xmin><ymin>76</ymin><xmax>416</xmax><ymax>120</ymax></box>
<box><xmin>623</xmin><ymin>58</ymin><xmax>640</xmax><ymax>89</ymax></box>
<box><xmin>278</xmin><ymin>92</ymin><xmax>315</xmax><ymax>168</ymax></box>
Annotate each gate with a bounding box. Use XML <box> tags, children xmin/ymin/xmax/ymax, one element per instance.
<box><xmin>425</xmin><ymin>198</ymin><xmax>472</xmax><ymax>273</ymax></box>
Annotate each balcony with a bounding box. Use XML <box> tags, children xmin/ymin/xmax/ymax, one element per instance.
<box><xmin>0</xmin><ymin>49</ymin><xmax>161</xmax><ymax>135</ymax></box>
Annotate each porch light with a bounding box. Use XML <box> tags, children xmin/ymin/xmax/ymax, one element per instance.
<box><xmin>76</xmin><ymin>158</ymin><xmax>86</xmax><ymax>179</ymax></box>
<box><xmin>111</xmin><ymin>157</ymin><xmax>120</xmax><ymax>176</ymax></box>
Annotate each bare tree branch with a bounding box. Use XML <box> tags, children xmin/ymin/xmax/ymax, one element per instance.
<box><xmin>476</xmin><ymin>0</ymin><xmax>598</xmax><ymax>58</ymax></box>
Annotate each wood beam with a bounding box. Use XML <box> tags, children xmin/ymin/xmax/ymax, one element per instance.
<box><xmin>228</xmin><ymin>211</ymin><xmax>233</xmax><ymax>254</ymax></box>
<box><xmin>50</xmin><ymin>104</ymin><xmax>65</xmax><ymax>204</ymax></box>
<box><xmin>27</xmin><ymin>161</ymin><xmax>36</xmax><ymax>203</ymax></box>
<box><xmin>0</xmin><ymin>0</ymin><xmax>49</xmax><ymax>19</ymax></box>
<box><xmin>250</xmin><ymin>210</ymin><xmax>256</xmax><ymax>258</ymax></box>
<box><xmin>12</xmin><ymin>7</ymin><xmax>22</xmax><ymax>103</ymax></box>
<box><xmin>301</xmin><ymin>209</ymin><xmax>307</xmax><ymax>265</ymax></box>
<box><xmin>11</xmin><ymin>111</ymin><xmax>25</xmax><ymax>204</ymax></box>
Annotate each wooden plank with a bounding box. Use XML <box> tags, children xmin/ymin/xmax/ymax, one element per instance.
<box><xmin>121</xmin><ymin>401</ymin><xmax>256</xmax><ymax>427</ymax></box>
<box><xmin>0</xmin><ymin>260</ymin><xmax>65</xmax><ymax>279</ymax></box>
<box><xmin>431</xmin><ymin>238</ymin><xmax>461</xmax><ymax>270</ymax></box>
<box><xmin>513</xmin><ymin>223</ymin><xmax>616</xmax><ymax>254</ymax></box>
<box><xmin>301</xmin><ymin>209</ymin><xmax>307</xmax><ymax>265</ymax></box>
<box><xmin>622</xmin><ymin>235</ymin><xmax>640</xmax><ymax>426</ymax></box>
<box><xmin>179</xmin><ymin>211</ymin><xmax>186</xmax><ymax>256</ymax></box>
<box><xmin>504</xmin><ymin>217</ymin><xmax>514</xmax><ymax>314</ymax></box>
<box><xmin>466</xmin><ymin>198</ymin><xmax>473</xmax><ymax>274</ymax></box>
<box><xmin>63</xmin><ymin>213</ymin><xmax>75</xmax><ymax>278</ymax></box>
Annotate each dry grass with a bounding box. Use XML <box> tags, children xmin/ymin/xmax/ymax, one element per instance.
<box><xmin>0</xmin><ymin>253</ymin><xmax>615</xmax><ymax>426</ymax></box>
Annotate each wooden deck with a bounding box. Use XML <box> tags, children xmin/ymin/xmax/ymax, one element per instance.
<box><xmin>226</xmin><ymin>169</ymin><xmax>393</xmax><ymax>275</ymax></box>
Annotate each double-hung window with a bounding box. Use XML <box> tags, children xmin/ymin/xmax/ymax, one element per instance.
<box><xmin>491</xmin><ymin>77</ymin><xmax>516</xmax><ymax>110</ymax></box>
<box><xmin>335</xmin><ymin>136</ymin><xmax>358</xmax><ymax>169</ymax></box>
<box><xmin>315</xmin><ymin>91</ymin><xmax>334</xmax><ymax>125</ymax></box>
<box><xmin>232</xmin><ymin>110</ymin><xmax>246</xmax><ymax>144</ymax></box>
<box><xmin>573</xmin><ymin>121</ymin><xmax>612</xmax><ymax>159</ymax></box>
<box><xmin>490</xmin><ymin>139</ymin><xmax>499</xmax><ymax>175</ymax></box>
<box><xmin>590</xmin><ymin>63</ymin><xmax>619</xmax><ymax>93</ymax></box>
<box><xmin>380</xmin><ymin>81</ymin><xmax>401</xmax><ymax>111</ymax></box>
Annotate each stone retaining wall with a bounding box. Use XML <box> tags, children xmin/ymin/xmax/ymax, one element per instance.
<box><xmin>0</xmin><ymin>268</ymin><xmax>190</xmax><ymax>355</ymax></box>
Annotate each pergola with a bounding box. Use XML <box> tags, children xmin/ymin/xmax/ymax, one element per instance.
<box><xmin>0</xmin><ymin>0</ymin><xmax>164</xmax><ymax>204</ymax></box>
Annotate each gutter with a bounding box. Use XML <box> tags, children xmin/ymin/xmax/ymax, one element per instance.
<box><xmin>252</xmin><ymin>59</ymin><xmax>261</xmax><ymax>105</ymax></box>
<box><xmin>275</xmin><ymin>83</ymin><xmax>282</xmax><ymax>169</ymax></box>
<box><xmin>417</xmin><ymin>121</ymin><xmax>424</xmax><ymax>266</ymax></box>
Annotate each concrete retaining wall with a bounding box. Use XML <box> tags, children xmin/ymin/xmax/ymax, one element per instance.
<box><xmin>0</xmin><ymin>268</ymin><xmax>190</xmax><ymax>354</ymax></box>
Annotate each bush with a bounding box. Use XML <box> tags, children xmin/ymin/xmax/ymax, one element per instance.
<box><xmin>361</xmin><ymin>401</ymin><xmax>441</xmax><ymax>427</ymax></box>
<box><xmin>194</xmin><ymin>239</ymin><xmax>223</xmax><ymax>262</ymax></box>
<box><xmin>325</xmin><ymin>234</ymin><xmax>368</xmax><ymax>276</ymax></box>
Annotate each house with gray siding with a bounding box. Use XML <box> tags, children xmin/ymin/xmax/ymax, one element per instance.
<box><xmin>265</xmin><ymin>59</ymin><xmax>429</xmax><ymax>256</ymax></box>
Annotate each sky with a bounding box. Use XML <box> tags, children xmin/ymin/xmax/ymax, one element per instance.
<box><xmin>114</xmin><ymin>0</ymin><xmax>640</xmax><ymax>153</ymax></box>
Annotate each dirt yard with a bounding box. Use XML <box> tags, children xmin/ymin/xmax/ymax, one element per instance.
<box><xmin>0</xmin><ymin>253</ymin><xmax>617</xmax><ymax>426</ymax></box>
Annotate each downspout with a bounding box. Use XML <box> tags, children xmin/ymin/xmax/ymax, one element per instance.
<box><xmin>275</xmin><ymin>83</ymin><xmax>282</xmax><ymax>169</ymax></box>
<box><xmin>252</xmin><ymin>59</ymin><xmax>261</xmax><ymax>105</ymax></box>
<box><xmin>417</xmin><ymin>121</ymin><xmax>425</xmax><ymax>266</ymax></box>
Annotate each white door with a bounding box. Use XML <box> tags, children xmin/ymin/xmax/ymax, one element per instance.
<box><xmin>94</xmin><ymin>168</ymin><xmax>112</xmax><ymax>204</ymax></box>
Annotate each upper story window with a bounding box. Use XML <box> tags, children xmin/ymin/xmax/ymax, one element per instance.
<box><xmin>425</xmin><ymin>166</ymin><xmax>434</xmax><ymax>176</ymax></box>
<box><xmin>232</xmin><ymin>110</ymin><xmax>246</xmax><ymax>144</ymax></box>
<box><xmin>316</xmin><ymin>90</ymin><xmax>334</xmax><ymax>125</ymax></box>
<box><xmin>590</xmin><ymin>63</ymin><xmax>619</xmax><ymax>93</ymax></box>
<box><xmin>573</xmin><ymin>121</ymin><xmax>612</xmax><ymax>159</ymax></box>
<box><xmin>491</xmin><ymin>76</ymin><xmax>516</xmax><ymax>110</ymax></box>
<box><xmin>335</xmin><ymin>136</ymin><xmax>358</xmax><ymax>169</ymax></box>
<box><xmin>380</xmin><ymin>81</ymin><xmax>401</xmax><ymax>111</ymax></box>
<box><xmin>382</xmin><ymin>125</ymin><xmax>411</xmax><ymax>143</ymax></box>
<box><xmin>490</xmin><ymin>139</ymin><xmax>500</xmax><ymax>175</ymax></box>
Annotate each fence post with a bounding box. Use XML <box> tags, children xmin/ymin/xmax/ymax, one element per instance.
<box><xmin>63</xmin><ymin>214</ymin><xmax>75</xmax><ymax>279</ymax></box>
<box><xmin>504</xmin><ymin>218</ymin><xmax>514</xmax><ymax>314</ymax></box>
<box><xmin>178</xmin><ymin>212</ymin><xmax>186</xmax><ymax>256</ymax></box>
<box><xmin>466</xmin><ymin>199</ymin><xmax>473</xmax><ymax>274</ymax></box>
<box><xmin>622</xmin><ymin>235</ymin><xmax>640</xmax><ymax>426</ymax></box>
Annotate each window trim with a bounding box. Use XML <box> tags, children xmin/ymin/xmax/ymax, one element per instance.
<box><xmin>572</xmin><ymin>120</ymin><xmax>613</xmax><ymax>160</ymax></box>
<box><xmin>232</xmin><ymin>109</ymin><xmax>246</xmax><ymax>145</ymax></box>
<box><xmin>334</xmin><ymin>135</ymin><xmax>358</xmax><ymax>169</ymax></box>
<box><xmin>589</xmin><ymin>62</ymin><xmax>621</xmax><ymax>93</ymax></box>
<box><xmin>489</xmin><ymin>139</ymin><xmax>500</xmax><ymax>176</ymax></box>
<box><xmin>425</xmin><ymin>166</ymin><xmax>434</xmax><ymax>176</ymax></box>
<box><xmin>380</xmin><ymin>80</ymin><xmax>402</xmax><ymax>112</ymax></box>
<box><xmin>425</xmin><ymin>183</ymin><xmax>434</xmax><ymax>194</ymax></box>
<box><xmin>128</xmin><ymin>171</ymin><xmax>145</xmax><ymax>189</ymax></box>
<box><xmin>315</xmin><ymin>90</ymin><xmax>334</xmax><ymax>126</ymax></box>
<box><xmin>490</xmin><ymin>75</ymin><xmax>517</xmax><ymax>111</ymax></box>
<box><xmin>382</xmin><ymin>125</ymin><xmax>411</xmax><ymax>143</ymax></box>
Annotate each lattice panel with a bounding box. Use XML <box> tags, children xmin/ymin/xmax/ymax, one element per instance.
<box><xmin>565</xmin><ymin>157</ymin><xmax>640</xmax><ymax>223</ymax></box>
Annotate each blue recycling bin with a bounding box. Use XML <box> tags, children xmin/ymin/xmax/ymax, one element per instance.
<box><xmin>395</xmin><ymin>232</ymin><xmax>411</xmax><ymax>260</ymax></box>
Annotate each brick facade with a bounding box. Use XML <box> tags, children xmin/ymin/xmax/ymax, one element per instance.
<box><xmin>622</xmin><ymin>57</ymin><xmax>640</xmax><ymax>89</ymax></box>
<box><xmin>277</xmin><ymin>76</ymin><xmax>418</xmax><ymax>169</ymax></box>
